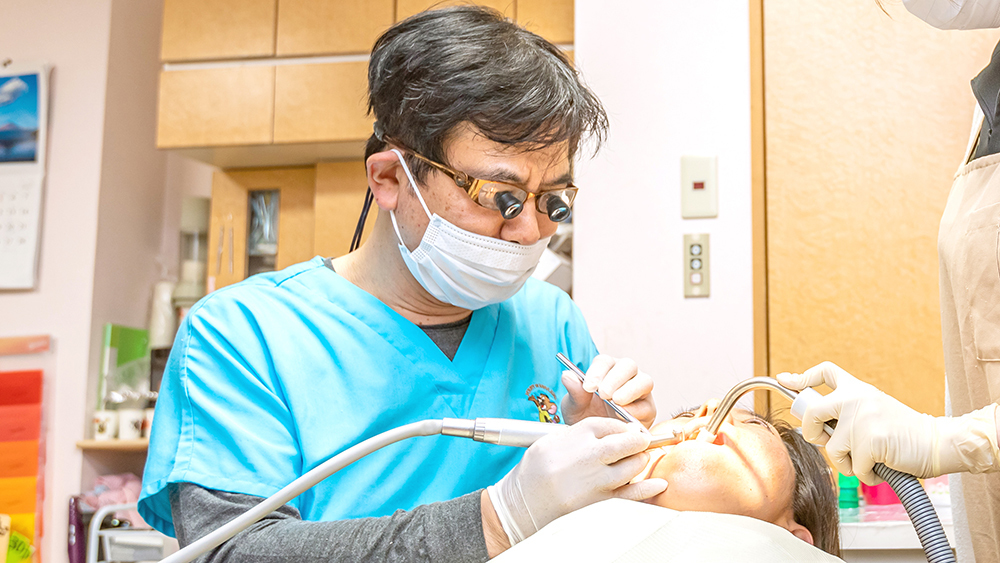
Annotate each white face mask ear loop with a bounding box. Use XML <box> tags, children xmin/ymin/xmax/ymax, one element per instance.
<box><xmin>391</xmin><ymin>149</ymin><xmax>432</xmax><ymax>218</ymax></box>
<box><xmin>388</xmin><ymin>148</ymin><xmax>433</xmax><ymax>248</ymax></box>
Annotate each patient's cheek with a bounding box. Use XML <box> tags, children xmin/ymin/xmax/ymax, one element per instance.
<box><xmin>646</xmin><ymin>453</ymin><xmax>728</xmax><ymax>510</ymax></box>
<box><xmin>642</xmin><ymin>444</ymin><xmax>786</xmax><ymax>522</ymax></box>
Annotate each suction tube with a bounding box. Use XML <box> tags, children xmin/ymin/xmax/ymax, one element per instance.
<box><xmin>704</xmin><ymin>377</ymin><xmax>955</xmax><ymax>563</ymax></box>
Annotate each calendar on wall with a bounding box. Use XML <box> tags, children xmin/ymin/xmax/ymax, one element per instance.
<box><xmin>0</xmin><ymin>63</ymin><xmax>48</xmax><ymax>290</ymax></box>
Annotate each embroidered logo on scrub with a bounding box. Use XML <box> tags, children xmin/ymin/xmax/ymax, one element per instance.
<box><xmin>526</xmin><ymin>384</ymin><xmax>561</xmax><ymax>423</ymax></box>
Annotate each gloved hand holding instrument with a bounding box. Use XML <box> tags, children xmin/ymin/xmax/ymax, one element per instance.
<box><xmin>487</xmin><ymin>417</ymin><xmax>667</xmax><ymax>546</ymax></box>
<box><xmin>777</xmin><ymin>361</ymin><xmax>1000</xmax><ymax>485</ymax></box>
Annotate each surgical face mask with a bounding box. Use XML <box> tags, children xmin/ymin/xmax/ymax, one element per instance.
<box><xmin>388</xmin><ymin>149</ymin><xmax>550</xmax><ymax>310</ymax></box>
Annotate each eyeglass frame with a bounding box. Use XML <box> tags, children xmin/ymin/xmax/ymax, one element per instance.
<box><xmin>384</xmin><ymin>136</ymin><xmax>578</xmax><ymax>217</ymax></box>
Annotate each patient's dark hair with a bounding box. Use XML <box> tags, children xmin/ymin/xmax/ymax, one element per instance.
<box><xmin>364</xmin><ymin>5</ymin><xmax>608</xmax><ymax>180</ymax></box>
<box><xmin>770</xmin><ymin>417</ymin><xmax>842</xmax><ymax>557</ymax></box>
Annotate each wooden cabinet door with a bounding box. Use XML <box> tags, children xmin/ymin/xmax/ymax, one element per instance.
<box><xmin>157</xmin><ymin>67</ymin><xmax>274</xmax><ymax>148</ymax></box>
<box><xmin>273</xmin><ymin>62</ymin><xmax>372</xmax><ymax>144</ymax></box>
<box><xmin>276</xmin><ymin>0</ymin><xmax>394</xmax><ymax>56</ymax></box>
<box><xmin>517</xmin><ymin>0</ymin><xmax>573</xmax><ymax>44</ymax></box>
<box><xmin>161</xmin><ymin>0</ymin><xmax>277</xmax><ymax>61</ymax></box>
<box><xmin>395</xmin><ymin>0</ymin><xmax>514</xmax><ymax>21</ymax></box>
<box><xmin>761</xmin><ymin>0</ymin><xmax>1000</xmax><ymax>416</ymax></box>
<box><xmin>208</xmin><ymin>168</ymin><xmax>316</xmax><ymax>290</ymax></box>
<box><xmin>314</xmin><ymin>161</ymin><xmax>374</xmax><ymax>258</ymax></box>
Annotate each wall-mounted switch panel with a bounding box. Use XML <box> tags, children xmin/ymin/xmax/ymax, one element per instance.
<box><xmin>684</xmin><ymin>233</ymin><xmax>709</xmax><ymax>298</ymax></box>
<box><xmin>681</xmin><ymin>155</ymin><xmax>718</xmax><ymax>218</ymax></box>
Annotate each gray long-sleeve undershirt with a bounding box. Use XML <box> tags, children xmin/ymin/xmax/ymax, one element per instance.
<box><xmin>170</xmin><ymin>483</ymin><xmax>490</xmax><ymax>563</ymax></box>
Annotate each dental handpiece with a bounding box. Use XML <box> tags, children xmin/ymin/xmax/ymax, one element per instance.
<box><xmin>442</xmin><ymin>417</ymin><xmax>679</xmax><ymax>451</ymax></box>
<box><xmin>555</xmin><ymin>353</ymin><xmax>650</xmax><ymax>433</ymax></box>
<box><xmin>442</xmin><ymin>417</ymin><xmax>561</xmax><ymax>447</ymax></box>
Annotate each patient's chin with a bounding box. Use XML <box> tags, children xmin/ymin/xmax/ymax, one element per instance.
<box><xmin>645</xmin><ymin>448</ymin><xmax>778</xmax><ymax>521</ymax></box>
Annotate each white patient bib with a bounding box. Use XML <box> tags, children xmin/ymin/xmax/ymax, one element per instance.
<box><xmin>492</xmin><ymin>499</ymin><xmax>845</xmax><ymax>563</ymax></box>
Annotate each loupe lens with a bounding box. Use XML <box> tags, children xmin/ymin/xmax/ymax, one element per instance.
<box><xmin>546</xmin><ymin>196</ymin><xmax>571</xmax><ymax>222</ymax></box>
<box><xmin>495</xmin><ymin>191</ymin><xmax>524</xmax><ymax>220</ymax></box>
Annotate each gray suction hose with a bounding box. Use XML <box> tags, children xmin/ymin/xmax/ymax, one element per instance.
<box><xmin>705</xmin><ymin>378</ymin><xmax>954</xmax><ymax>563</ymax></box>
<box><xmin>790</xmin><ymin>387</ymin><xmax>954</xmax><ymax>563</ymax></box>
<box><xmin>872</xmin><ymin>463</ymin><xmax>954</xmax><ymax>563</ymax></box>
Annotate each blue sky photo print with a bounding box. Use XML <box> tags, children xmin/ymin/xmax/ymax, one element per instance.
<box><xmin>0</xmin><ymin>73</ymin><xmax>40</xmax><ymax>163</ymax></box>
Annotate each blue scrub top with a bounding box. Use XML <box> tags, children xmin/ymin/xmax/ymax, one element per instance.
<box><xmin>139</xmin><ymin>257</ymin><xmax>599</xmax><ymax>537</ymax></box>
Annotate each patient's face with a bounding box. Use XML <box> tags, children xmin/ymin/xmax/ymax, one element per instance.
<box><xmin>642</xmin><ymin>402</ymin><xmax>796</xmax><ymax>527</ymax></box>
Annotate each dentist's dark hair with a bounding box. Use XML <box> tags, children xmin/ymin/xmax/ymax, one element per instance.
<box><xmin>364</xmin><ymin>5</ymin><xmax>608</xmax><ymax>181</ymax></box>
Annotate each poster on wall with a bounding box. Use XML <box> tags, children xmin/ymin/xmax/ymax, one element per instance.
<box><xmin>0</xmin><ymin>72</ymin><xmax>40</xmax><ymax>163</ymax></box>
<box><xmin>0</xmin><ymin>63</ymin><xmax>49</xmax><ymax>291</ymax></box>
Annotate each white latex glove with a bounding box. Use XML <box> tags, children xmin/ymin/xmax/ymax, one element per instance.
<box><xmin>486</xmin><ymin>417</ymin><xmax>667</xmax><ymax>545</ymax></box>
<box><xmin>778</xmin><ymin>361</ymin><xmax>1000</xmax><ymax>485</ymax></box>
<box><xmin>561</xmin><ymin>354</ymin><xmax>656</xmax><ymax>428</ymax></box>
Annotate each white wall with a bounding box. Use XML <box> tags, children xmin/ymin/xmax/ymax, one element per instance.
<box><xmin>573</xmin><ymin>1</ymin><xmax>755</xmax><ymax>418</ymax></box>
<box><xmin>0</xmin><ymin>1</ymin><xmax>170</xmax><ymax>560</ymax></box>
<box><xmin>86</xmin><ymin>0</ymin><xmax>169</xmax><ymax>430</ymax></box>
<box><xmin>158</xmin><ymin>153</ymin><xmax>216</xmax><ymax>280</ymax></box>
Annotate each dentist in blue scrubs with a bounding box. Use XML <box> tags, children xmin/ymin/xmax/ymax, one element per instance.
<box><xmin>139</xmin><ymin>7</ymin><xmax>666</xmax><ymax>562</ymax></box>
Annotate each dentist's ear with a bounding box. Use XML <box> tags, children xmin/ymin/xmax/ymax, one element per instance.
<box><xmin>366</xmin><ymin>150</ymin><xmax>407</xmax><ymax>211</ymax></box>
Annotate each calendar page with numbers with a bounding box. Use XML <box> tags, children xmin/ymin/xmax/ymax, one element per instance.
<box><xmin>0</xmin><ymin>63</ymin><xmax>48</xmax><ymax>290</ymax></box>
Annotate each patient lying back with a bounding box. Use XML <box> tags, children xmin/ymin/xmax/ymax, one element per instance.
<box><xmin>637</xmin><ymin>401</ymin><xmax>840</xmax><ymax>557</ymax></box>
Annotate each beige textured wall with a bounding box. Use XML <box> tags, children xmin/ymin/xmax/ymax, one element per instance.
<box><xmin>764</xmin><ymin>0</ymin><xmax>1000</xmax><ymax>416</ymax></box>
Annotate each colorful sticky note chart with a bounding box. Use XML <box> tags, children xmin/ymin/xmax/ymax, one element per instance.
<box><xmin>0</xmin><ymin>371</ymin><xmax>42</xmax><ymax>561</ymax></box>
<box><xmin>5</xmin><ymin>530</ymin><xmax>32</xmax><ymax>563</ymax></box>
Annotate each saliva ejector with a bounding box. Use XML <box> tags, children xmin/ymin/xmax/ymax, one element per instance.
<box><xmin>699</xmin><ymin>377</ymin><xmax>955</xmax><ymax>563</ymax></box>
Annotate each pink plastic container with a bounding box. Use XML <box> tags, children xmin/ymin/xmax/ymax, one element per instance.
<box><xmin>861</xmin><ymin>481</ymin><xmax>901</xmax><ymax>505</ymax></box>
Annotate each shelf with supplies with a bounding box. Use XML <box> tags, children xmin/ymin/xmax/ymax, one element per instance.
<box><xmin>76</xmin><ymin>440</ymin><xmax>149</xmax><ymax>452</ymax></box>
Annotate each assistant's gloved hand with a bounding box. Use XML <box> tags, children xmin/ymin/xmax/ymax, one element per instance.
<box><xmin>778</xmin><ymin>361</ymin><xmax>1000</xmax><ymax>485</ymax></box>
<box><xmin>561</xmin><ymin>354</ymin><xmax>656</xmax><ymax>428</ymax></box>
<box><xmin>486</xmin><ymin>417</ymin><xmax>667</xmax><ymax>545</ymax></box>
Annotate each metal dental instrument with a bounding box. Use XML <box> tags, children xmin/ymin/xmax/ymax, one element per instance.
<box><xmin>555</xmin><ymin>353</ymin><xmax>650</xmax><ymax>434</ymax></box>
<box><xmin>645</xmin><ymin>428</ymin><xmax>683</xmax><ymax>449</ymax></box>
<box><xmin>702</xmin><ymin>377</ymin><xmax>795</xmax><ymax>440</ymax></box>
<box><xmin>699</xmin><ymin>376</ymin><xmax>834</xmax><ymax>441</ymax></box>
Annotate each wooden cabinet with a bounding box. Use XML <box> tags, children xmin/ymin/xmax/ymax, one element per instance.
<box><xmin>273</xmin><ymin>62</ymin><xmax>372</xmax><ymax>144</ymax></box>
<box><xmin>396</xmin><ymin>0</ymin><xmax>515</xmax><ymax>21</ymax></box>
<box><xmin>276</xmin><ymin>0</ymin><xmax>394</xmax><ymax>56</ymax></box>
<box><xmin>161</xmin><ymin>0</ymin><xmax>277</xmax><ymax>61</ymax></box>
<box><xmin>207</xmin><ymin>163</ymin><xmax>372</xmax><ymax>288</ymax></box>
<box><xmin>157</xmin><ymin>66</ymin><xmax>274</xmax><ymax>148</ymax></box>
<box><xmin>517</xmin><ymin>0</ymin><xmax>573</xmax><ymax>44</ymax></box>
<box><xmin>208</xmin><ymin>168</ymin><xmax>316</xmax><ymax>290</ymax></box>
<box><xmin>155</xmin><ymin>0</ymin><xmax>573</xmax><ymax>160</ymax></box>
<box><xmin>314</xmin><ymin>161</ymin><xmax>374</xmax><ymax>257</ymax></box>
